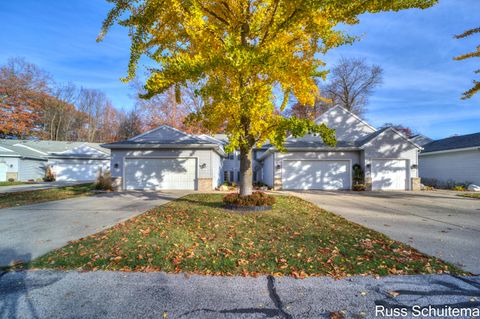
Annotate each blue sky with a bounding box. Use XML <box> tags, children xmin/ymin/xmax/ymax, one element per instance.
<box><xmin>0</xmin><ymin>1</ymin><xmax>478</xmax><ymax>139</ymax></box>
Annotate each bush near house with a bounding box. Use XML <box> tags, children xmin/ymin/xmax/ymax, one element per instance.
<box><xmin>223</xmin><ymin>192</ymin><xmax>276</xmax><ymax>207</ymax></box>
<box><xmin>95</xmin><ymin>170</ymin><xmax>113</xmax><ymax>191</ymax></box>
<box><xmin>43</xmin><ymin>166</ymin><xmax>55</xmax><ymax>182</ymax></box>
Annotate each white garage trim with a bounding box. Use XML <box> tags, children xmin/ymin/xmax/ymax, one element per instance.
<box><xmin>371</xmin><ymin>158</ymin><xmax>410</xmax><ymax>191</ymax></box>
<box><xmin>123</xmin><ymin>156</ymin><xmax>198</xmax><ymax>190</ymax></box>
<box><xmin>281</xmin><ymin>159</ymin><xmax>352</xmax><ymax>190</ymax></box>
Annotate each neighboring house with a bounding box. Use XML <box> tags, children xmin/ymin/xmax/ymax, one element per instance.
<box><xmin>103</xmin><ymin>126</ymin><xmax>226</xmax><ymax>191</ymax></box>
<box><xmin>257</xmin><ymin>106</ymin><xmax>422</xmax><ymax>190</ymax></box>
<box><xmin>0</xmin><ymin>143</ymin><xmax>47</xmax><ymax>182</ymax></box>
<box><xmin>104</xmin><ymin>106</ymin><xmax>421</xmax><ymax>191</ymax></box>
<box><xmin>0</xmin><ymin>140</ymin><xmax>110</xmax><ymax>182</ymax></box>
<box><xmin>419</xmin><ymin>132</ymin><xmax>480</xmax><ymax>187</ymax></box>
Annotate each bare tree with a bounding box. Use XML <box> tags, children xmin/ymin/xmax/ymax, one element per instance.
<box><xmin>77</xmin><ymin>88</ymin><xmax>109</xmax><ymax>142</ymax></box>
<box><xmin>322</xmin><ymin>57</ymin><xmax>383</xmax><ymax>115</ymax></box>
<box><xmin>287</xmin><ymin>57</ymin><xmax>383</xmax><ymax>119</ymax></box>
<box><xmin>116</xmin><ymin>108</ymin><xmax>143</xmax><ymax>140</ymax></box>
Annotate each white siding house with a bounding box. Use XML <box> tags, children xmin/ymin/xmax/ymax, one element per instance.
<box><xmin>419</xmin><ymin>133</ymin><xmax>480</xmax><ymax>187</ymax></box>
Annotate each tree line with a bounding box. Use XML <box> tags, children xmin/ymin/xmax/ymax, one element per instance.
<box><xmin>0</xmin><ymin>57</ymin><xmax>205</xmax><ymax>142</ymax></box>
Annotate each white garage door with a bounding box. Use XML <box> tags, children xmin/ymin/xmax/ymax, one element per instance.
<box><xmin>125</xmin><ymin>158</ymin><xmax>196</xmax><ymax>190</ymax></box>
<box><xmin>54</xmin><ymin>162</ymin><xmax>106</xmax><ymax>181</ymax></box>
<box><xmin>0</xmin><ymin>163</ymin><xmax>6</xmax><ymax>182</ymax></box>
<box><xmin>282</xmin><ymin>160</ymin><xmax>351</xmax><ymax>190</ymax></box>
<box><xmin>371</xmin><ymin>159</ymin><xmax>408</xmax><ymax>190</ymax></box>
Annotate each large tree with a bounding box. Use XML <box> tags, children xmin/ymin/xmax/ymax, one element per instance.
<box><xmin>454</xmin><ymin>27</ymin><xmax>480</xmax><ymax>99</ymax></box>
<box><xmin>0</xmin><ymin>57</ymin><xmax>51</xmax><ymax>137</ymax></box>
<box><xmin>99</xmin><ymin>0</ymin><xmax>437</xmax><ymax>196</ymax></box>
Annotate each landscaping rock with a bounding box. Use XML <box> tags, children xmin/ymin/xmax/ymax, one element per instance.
<box><xmin>467</xmin><ymin>184</ymin><xmax>480</xmax><ymax>192</ymax></box>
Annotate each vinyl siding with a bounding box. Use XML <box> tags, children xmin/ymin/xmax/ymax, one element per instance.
<box><xmin>211</xmin><ymin>151</ymin><xmax>223</xmax><ymax>188</ymax></box>
<box><xmin>19</xmin><ymin>159</ymin><xmax>46</xmax><ymax>181</ymax></box>
<box><xmin>110</xmin><ymin>149</ymin><xmax>214</xmax><ymax>179</ymax></box>
<box><xmin>0</xmin><ymin>157</ymin><xmax>19</xmax><ymax>173</ymax></box>
<box><xmin>362</xmin><ymin>129</ymin><xmax>419</xmax><ymax>179</ymax></box>
<box><xmin>262</xmin><ymin>153</ymin><xmax>274</xmax><ymax>187</ymax></box>
<box><xmin>314</xmin><ymin>106</ymin><xmax>376</xmax><ymax>141</ymax></box>
<box><xmin>419</xmin><ymin>149</ymin><xmax>480</xmax><ymax>185</ymax></box>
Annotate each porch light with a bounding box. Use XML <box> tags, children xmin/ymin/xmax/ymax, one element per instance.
<box><xmin>200</xmin><ymin>163</ymin><xmax>207</xmax><ymax>169</ymax></box>
<box><xmin>276</xmin><ymin>164</ymin><xmax>281</xmax><ymax>170</ymax></box>
<box><xmin>411</xmin><ymin>164</ymin><xmax>418</xmax><ymax>169</ymax></box>
<box><xmin>366</xmin><ymin>164</ymin><xmax>371</xmax><ymax>169</ymax></box>
<box><xmin>114</xmin><ymin>163</ymin><xmax>119</xmax><ymax>169</ymax></box>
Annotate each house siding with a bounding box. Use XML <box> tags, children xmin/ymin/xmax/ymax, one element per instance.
<box><xmin>362</xmin><ymin>129</ymin><xmax>419</xmax><ymax>180</ymax></box>
<box><xmin>211</xmin><ymin>151</ymin><xmax>223</xmax><ymax>188</ymax></box>
<box><xmin>314</xmin><ymin>106</ymin><xmax>376</xmax><ymax>141</ymax></box>
<box><xmin>262</xmin><ymin>152</ymin><xmax>274</xmax><ymax>187</ymax></box>
<box><xmin>19</xmin><ymin>159</ymin><xmax>46</xmax><ymax>181</ymax></box>
<box><xmin>110</xmin><ymin>149</ymin><xmax>214</xmax><ymax>180</ymax></box>
<box><xmin>419</xmin><ymin>149</ymin><xmax>480</xmax><ymax>186</ymax></box>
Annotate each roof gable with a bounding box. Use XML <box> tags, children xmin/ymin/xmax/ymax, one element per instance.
<box><xmin>129</xmin><ymin>125</ymin><xmax>207</xmax><ymax>144</ymax></box>
<box><xmin>314</xmin><ymin>105</ymin><xmax>376</xmax><ymax>141</ymax></box>
<box><xmin>360</xmin><ymin>127</ymin><xmax>422</xmax><ymax>150</ymax></box>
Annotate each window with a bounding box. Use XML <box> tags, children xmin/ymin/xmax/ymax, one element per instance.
<box><xmin>224</xmin><ymin>171</ymin><xmax>229</xmax><ymax>182</ymax></box>
<box><xmin>229</xmin><ymin>171</ymin><xmax>234</xmax><ymax>182</ymax></box>
<box><xmin>253</xmin><ymin>171</ymin><xmax>257</xmax><ymax>182</ymax></box>
<box><xmin>237</xmin><ymin>171</ymin><xmax>240</xmax><ymax>182</ymax></box>
<box><xmin>228</xmin><ymin>152</ymin><xmax>235</xmax><ymax>160</ymax></box>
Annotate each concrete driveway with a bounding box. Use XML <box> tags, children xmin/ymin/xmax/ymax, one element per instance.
<box><xmin>0</xmin><ymin>191</ymin><xmax>189</xmax><ymax>267</ymax></box>
<box><xmin>0</xmin><ymin>181</ymin><xmax>89</xmax><ymax>193</ymax></box>
<box><xmin>287</xmin><ymin>190</ymin><xmax>480</xmax><ymax>274</ymax></box>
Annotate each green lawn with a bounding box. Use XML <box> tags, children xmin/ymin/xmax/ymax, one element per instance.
<box><xmin>0</xmin><ymin>181</ymin><xmax>30</xmax><ymax>187</ymax></box>
<box><xmin>0</xmin><ymin>184</ymin><xmax>95</xmax><ymax>209</ymax></box>
<box><xmin>27</xmin><ymin>194</ymin><xmax>465</xmax><ymax>278</ymax></box>
<box><xmin>458</xmin><ymin>193</ymin><xmax>480</xmax><ymax>199</ymax></box>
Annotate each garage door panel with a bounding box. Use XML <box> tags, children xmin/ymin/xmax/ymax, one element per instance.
<box><xmin>125</xmin><ymin>158</ymin><xmax>196</xmax><ymax>190</ymax></box>
<box><xmin>283</xmin><ymin>160</ymin><xmax>350</xmax><ymax>190</ymax></box>
<box><xmin>371</xmin><ymin>159</ymin><xmax>408</xmax><ymax>190</ymax></box>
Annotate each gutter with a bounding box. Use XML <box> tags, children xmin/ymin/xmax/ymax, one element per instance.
<box><xmin>256</xmin><ymin>147</ymin><xmax>361</xmax><ymax>161</ymax></box>
<box><xmin>102</xmin><ymin>143</ymin><xmax>227</xmax><ymax>157</ymax></box>
<box><xmin>419</xmin><ymin>146</ymin><xmax>480</xmax><ymax>156</ymax></box>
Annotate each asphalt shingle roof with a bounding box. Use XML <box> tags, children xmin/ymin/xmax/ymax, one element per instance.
<box><xmin>422</xmin><ymin>132</ymin><xmax>480</xmax><ymax>153</ymax></box>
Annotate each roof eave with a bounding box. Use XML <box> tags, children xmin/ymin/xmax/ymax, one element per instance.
<box><xmin>420</xmin><ymin>146</ymin><xmax>480</xmax><ymax>156</ymax></box>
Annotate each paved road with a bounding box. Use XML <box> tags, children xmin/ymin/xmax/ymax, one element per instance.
<box><xmin>0</xmin><ymin>181</ymin><xmax>89</xmax><ymax>193</ymax></box>
<box><xmin>0</xmin><ymin>191</ymin><xmax>189</xmax><ymax>266</ymax></box>
<box><xmin>288</xmin><ymin>190</ymin><xmax>480</xmax><ymax>274</ymax></box>
<box><xmin>0</xmin><ymin>270</ymin><xmax>479</xmax><ymax>318</ymax></box>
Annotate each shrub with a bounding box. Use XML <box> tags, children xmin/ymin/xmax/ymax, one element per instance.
<box><xmin>352</xmin><ymin>164</ymin><xmax>365</xmax><ymax>185</ymax></box>
<box><xmin>95</xmin><ymin>169</ymin><xmax>113</xmax><ymax>191</ymax></box>
<box><xmin>452</xmin><ymin>185</ymin><xmax>466</xmax><ymax>191</ymax></box>
<box><xmin>8</xmin><ymin>178</ymin><xmax>15</xmax><ymax>183</ymax></box>
<box><xmin>352</xmin><ymin>184</ymin><xmax>366</xmax><ymax>191</ymax></box>
<box><xmin>223</xmin><ymin>192</ymin><xmax>276</xmax><ymax>207</ymax></box>
<box><xmin>43</xmin><ymin>166</ymin><xmax>56</xmax><ymax>182</ymax></box>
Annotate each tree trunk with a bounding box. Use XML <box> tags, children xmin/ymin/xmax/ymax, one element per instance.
<box><xmin>239</xmin><ymin>147</ymin><xmax>253</xmax><ymax>196</ymax></box>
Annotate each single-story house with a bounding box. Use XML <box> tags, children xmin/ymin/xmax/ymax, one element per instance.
<box><xmin>419</xmin><ymin>132</ymin><xmax>480</xmax><ymax>187</ymax></box>
<box><xmin>104</xmin><ymin>106</ymin><xmax>422</xmax><ymax>191</ymax></box>
<box><xmin>0</xmin><ymin>140</ymin><xmax>110</xmax><ymax>182</ymax></box>
<box><xmin>103</xmin><ymin>126</ymin><xmax>226</xmax><ymax>191</ymax></box>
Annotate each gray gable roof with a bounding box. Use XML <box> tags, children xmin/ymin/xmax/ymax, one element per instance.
<box><xmin>0</xmin><ymin>143</ymin><xmax>47</xmax><ymax>160</ymax></box>
<box><xmin>0</xmin><ymin>139</ymin><xmax>110</xmax><ymax>159</ymax></box>
<box><xmin>105</xmin><ymin>125</ymin><xmax>212</xmax><ymax>146</ymax></box>
<box><xmin>422</xmin><ymin>132</ymin><xmax>480</xmax><ymax>153</ymax></box>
